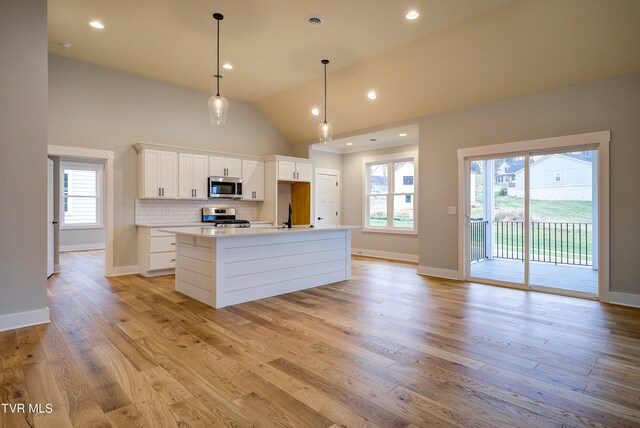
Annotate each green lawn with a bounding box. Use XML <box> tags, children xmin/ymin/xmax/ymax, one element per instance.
<box><xmin>473</xmin><ymin>187</ymin><xmax>593</xmax><ymax>223</ymax></box>
<box><xmin>471</xmin><ymin>188</ymin><xmax>593</xmax><ymax>264</ymax></box>
<box><xmin>496</xmin><ymin>195</ymin><xmax>593</xmax><ymax>223</ymax></box>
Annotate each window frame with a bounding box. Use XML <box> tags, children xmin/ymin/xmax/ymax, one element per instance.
<box><xmin>362</xmin><ymin>150</ymin><xmax>418</xmax><ymax>235</ymax></box>
<box><xmin>60</xmin><ymin>161</ymin><xmax>104</xmax><ymax>230</ymax></box>
<box><xmin>554</xmin><ymin>171</ymin><xmax>562</xmax><ymax>183</ymax></box>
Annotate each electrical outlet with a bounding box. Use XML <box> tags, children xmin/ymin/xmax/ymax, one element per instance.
<box><xmin>448</xmin><ymin>206</ymin><xmax>457</xmax><ymax>215</ymax></box>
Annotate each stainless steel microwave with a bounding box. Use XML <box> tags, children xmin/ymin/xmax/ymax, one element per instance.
<box><xmin>208</xmin><ymin>176</ymin><xmax>242</xmax><ymax>199</ymax></box>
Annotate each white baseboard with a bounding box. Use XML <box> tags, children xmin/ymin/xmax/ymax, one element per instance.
<box><xmin>0</xmin><ymin>307</ymin><xmax>50</xmax><ymax>332</ymax></box>
<box><xmin>417</xmin><ymin>266</ymin><xmax>461</xmax><ymax>280</ymax></box>
<box><xmin>60</xmin><ymin>244</ymin><xmax>105</xmax><ymax>252</ymax></box>
<box><xmin>351</xmin><ymin>248</ymin><xmax>418</xmax><ymax>263</ymax></box>
<box><xmin>106</xmin><ymin>265</ymin><xmax>138</xmax><ymax>277</ymax></box>
<box><xmin>605</xmin><ymin>292</ymin><xmax>640</xmax><ymax>308</ymax></box>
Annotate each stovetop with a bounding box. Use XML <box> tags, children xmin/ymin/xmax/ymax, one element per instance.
<box><xmin>201</xmin><ymin>207</ymin><xmax>250</xmax><ymax>228</ymax></box>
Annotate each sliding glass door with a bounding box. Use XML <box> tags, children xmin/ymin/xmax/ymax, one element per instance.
<box><xmin>465</xmin><ymin>147</ymin><xmax>598</xmax><ymax>298</ymax></box>
<box><xmin>468</xmin><ymin>157</ymin><xmax>525</xmax><ymax>286</ymax></box>
<box><xmin>528</xmin><ymin>149</ymin><xmax>598</xmax><ymax>295</ymax></box>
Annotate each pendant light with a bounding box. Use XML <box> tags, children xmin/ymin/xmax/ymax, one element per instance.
<box><xmin>318</xmin><ymin>59</ymin><xmax>333</xmax><ymax>144</ymax></box>
<box><xmin>208</xmin><ymin>12</ymin><xmax>228</xmax><ymax>125</ymax></box>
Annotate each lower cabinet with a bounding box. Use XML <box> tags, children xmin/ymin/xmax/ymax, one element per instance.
<box><xmin>138</xmin><ymin>227</ymin><xmax>177</xmax><ymax>276</ymax></box>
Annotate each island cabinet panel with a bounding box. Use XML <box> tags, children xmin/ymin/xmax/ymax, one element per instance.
<box><xmin>171</xmin><ymin>228</ymin><xmax>352</xmax><ymax>308</ymax></box>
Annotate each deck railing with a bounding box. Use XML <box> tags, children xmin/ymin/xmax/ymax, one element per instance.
<box><xmin>470</xmin><ymin>220</ymin><xmax>592</xmax><ymax>266</ymax></box>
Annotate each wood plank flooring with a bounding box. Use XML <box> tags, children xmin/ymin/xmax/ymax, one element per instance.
<box><xmin>2</xmin><ymin>250</ymin><xmax>640</xmax><ymax>427</ymax></box>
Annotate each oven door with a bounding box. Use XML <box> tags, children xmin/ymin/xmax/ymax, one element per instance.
<box><xmin>208</xmin><ymin>177</ymin><xmax>241</xmax><ymax>198</ymax></box>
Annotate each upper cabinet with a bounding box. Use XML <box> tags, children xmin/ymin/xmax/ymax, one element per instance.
<box><xmin>138</xmin><ymin>149</ymin><xmax>178</xmax><ymax>198</ymax></box>
<box><xmin>278</xmin><ymin>160</ymin><xmax>312</xmax><ymax>182</ymax></box>
<box><xmin>242</xmin><ymin>160</ymin><xmax>264</xmax><ymax>201</ymax></box>
<box><xmin>210</xmin><ymin>156</ymin><xmax>242</xmax><ymax>178</ymax></box>
<box><xmin>178</xmin><ymin>153</ymin><xmax>208</xmax><ymax>199</ymax></box>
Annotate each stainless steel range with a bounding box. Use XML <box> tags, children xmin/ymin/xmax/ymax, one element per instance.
<box><xmin>201</xmin><ymin>207</ymin><xmax>250</xmax><ymax>228</ymax></box>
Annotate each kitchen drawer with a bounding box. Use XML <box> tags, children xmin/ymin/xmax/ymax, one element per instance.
<box><xmin>150</xmin><ymin>228</ymin><xmax>175</xmax><ymax>237</ymax></box>
<box><xmin>150</xmin><ymin>252</ymin><xmax>176</xmax><ymax>270</ymax></box>
<box><xmin>150</xmin><ymin>236</ymin><xmax>176</xmax><ymax>253</ymax></box>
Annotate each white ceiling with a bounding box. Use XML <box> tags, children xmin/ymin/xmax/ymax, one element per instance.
<box><xmin>48</xmin><ymin>0</ymin><xmax>640</xmax><ymax>144</ymax></box>
<box><xmin>312</xmin><ymin>124</ymin><xmax>419</xmax><ymax>154</ymax></box>
<box><xmin>48</xmin><ymin>0</ymin><xmax>515</xmax><ymax>101</ymax></box>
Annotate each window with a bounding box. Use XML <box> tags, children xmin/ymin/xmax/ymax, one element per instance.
<box><xmin>61</xmin><ymin>162</ymin><xmax>103</xmax><ymax>228</ymax></box>
<box><xmin>554</xmin><ymin>172</ymin><xmax>562</xmax><ymax>183</ymax></box>
<box><xmin>363</xmin><ymin>152</ymin><xmax>417</xmax><ymax>233</ymax></box>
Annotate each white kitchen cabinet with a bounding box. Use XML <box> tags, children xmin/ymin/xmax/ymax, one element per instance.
<box><xmin>138</xmin><ymin>149</ymin><xmax>178</xmax><ymax>198</ymax></box>
<box><xmin>277</xmin><ymin>160</ymin><xmax>312</xmax><ymax>182</ymax></box>
<box><xmin>210</xmin><ymin>156</ymin><xmax>242</xmax><ymax>178</ymax></box>
<box><xmin>137</xmin><ymin>227</ymin><xmax>177</xmax><ymax>276</ymax></box>
<box><xmin>242</xmin><ymin>160</ymin><xmax>264</xmax><ymax>201</ymax></box>
<box><xmin>179</xmin><ymin>153</ymin><xmax>208</xmax><ymax>199</ymax></box>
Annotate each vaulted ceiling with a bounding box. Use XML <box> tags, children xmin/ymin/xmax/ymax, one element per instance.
<box><xmin>49</xmin><ymin>0</ymin><xmax>640</xmax><ymax>143</ymax></box>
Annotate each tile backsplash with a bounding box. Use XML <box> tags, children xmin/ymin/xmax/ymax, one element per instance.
<box><xmin>135</xmin><ymin>199</ymin><xmax>258</xmax><ymax>224</ymax></box>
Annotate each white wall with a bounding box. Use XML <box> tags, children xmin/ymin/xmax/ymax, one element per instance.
<box><xmin>0</xmin><ymin>0</ymin><xmax>49</xmax><ymax>327</ymax></box>
<box><xmin>48</xmin><ymin>55</ymin><xmax>293</xmax><ymax>269</ymax></box>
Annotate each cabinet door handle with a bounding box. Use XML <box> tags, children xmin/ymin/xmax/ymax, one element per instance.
<box><xmin>194</xmin><ymin>189</ymin><xmax>197</xmax><ymax>197</ymax></box>
<box><xmin>162</xmin><ymin>187</ymin><xmax>165</xmax><ymax>196</ymax></box>
<box><xmin>158</xmin><ymin>187</ymin><xmax>161</xmax><ymax>196</ymax></box>
<box><xmin>293</xmin><ymin>171</ymin><xmax>295</xmax><ymax>179</ymax></box>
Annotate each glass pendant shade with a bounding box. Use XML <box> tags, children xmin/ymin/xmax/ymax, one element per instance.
<box><xmin>209</xmin><ymin>12</ymin><xmax>227</xmax><ymax>125</ymax></box>
<box><xmin>318</xmin><ymin>121</ymin><xmax>333</xmax><ymax>144</ymax></box>
<box><xmin>208</xmin><ymin>94</ymin><xmax>228</xmax><ymax>125</ymax></box>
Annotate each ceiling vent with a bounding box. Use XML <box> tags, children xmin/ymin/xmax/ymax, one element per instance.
<box><xmin>306</xmin><ymin>16</ymin><xmax>324</xmax><ymax>26</ymax></box>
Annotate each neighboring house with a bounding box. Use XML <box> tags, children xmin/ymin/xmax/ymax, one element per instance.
<box><xmin>495</xmin><ymin>158</ymin><xmax>524</xmax><ymax>186</ymax></box>
<box><xmin>508</xmin><ymin>152</ymin><xmax>593</xmax><ymax>200</ymax></box>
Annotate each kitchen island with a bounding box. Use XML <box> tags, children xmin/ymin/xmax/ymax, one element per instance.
<box><xmin>159</xmin><ymin>225</ymin><xmax>358</xmax><ymax>308</ymax></box>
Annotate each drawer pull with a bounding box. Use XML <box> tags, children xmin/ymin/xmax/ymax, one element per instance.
<box><xmin>171</xmin><ymin>258</ymin><xmax>176</xmax><ymax>262</ymax></box>
<box><xmin>171</xmin><ymin>242</ymin><xmax>176</xmax><ymax>245</ymax></box>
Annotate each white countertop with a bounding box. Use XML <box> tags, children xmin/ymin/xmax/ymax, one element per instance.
<box><xmin>136</xmin><ymin>221</ymin><xmax>272</xmax><ymax>228</ymax></box>
<box><xmin>159</xmin><ymin>225</ymin><xmax>359</xmax><ymax>238</ymax></box>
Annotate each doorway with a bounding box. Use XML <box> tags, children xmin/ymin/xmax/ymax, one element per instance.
<box><xmin>314</xmin><ymin>168</ymin><xmax>340</xmax><ymax>226</ymax></box>
<box><xmin>47</xmin><ymin>145</ymin><xmax>115</xmax><ymax>276</ymax></box>
<box><xmin>458</xmin><ymin>131</ymin><xmax>609</xmax><ymax>300</ymax></box>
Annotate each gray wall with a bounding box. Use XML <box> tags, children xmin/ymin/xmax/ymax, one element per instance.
<box><xmin>60</xmin><ymin>229</ymin><xmax>105</xmax><ymax>251</ymax></box>
<box><xmin>417</xmin><ymin>72</ymin><xmax>640</xmax><ymax>294</ymax></box>
<box><xmin>342</xmin><ymin>144</ymin><xmax>420</xmax><ymax>257</ymax></box>
<box><xmin>310</xmin><ymin>149</ymin><xmax>343</xmax><ymax>172</ymax></box>
<box><xmin>48</xmin><ymin>55</ymin><xmax>293</xmax><ymax>268</ymax></box>
<box><xmin>0</xmin><ymin>0</ymin><xmax>49</xmax><ymax>317</ymax></box>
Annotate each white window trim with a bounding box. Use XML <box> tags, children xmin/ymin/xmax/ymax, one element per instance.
<box><xmin>362</xmin><ymin>150</ymin><xmax>418</xmax><ymax>235</ymax></box>
<box><xmin>60</xmin><ymin>161</ymin><xmax>104</xmax><ymax>230</ymax></box>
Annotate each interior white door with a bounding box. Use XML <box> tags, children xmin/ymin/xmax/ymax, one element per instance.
<box><xmin>315</xmin><ymin>172</ymin><xmax>340</xmax><ymax>226</ymax></box>
<box><xmin>47</xmin><ymin>159</ymin><xmax>54</xmax><ymax>277</ymax></box>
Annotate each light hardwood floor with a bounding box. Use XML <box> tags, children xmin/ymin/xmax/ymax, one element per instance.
<box><xmin>2</xmin><ymin>250</ymin><xmax>640</xmax><ymax>427</ymax></box>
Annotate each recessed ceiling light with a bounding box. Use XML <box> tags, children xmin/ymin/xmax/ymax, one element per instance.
<box><xmin>367</xmin><ymin>91</ymin><xmax>377</xmax><ymax>100</ymax></box>
<box><xmin>59</xmin><ymin>41</ymin><xmax>72</xmax><ymax>50</ymax></box>
<box><xmin>311</xmin><ymin>107</ymin><xmax>320</xmax><ymax>116</ymax></box>
<box><xmin>222</xmin><ymin>63</ymin><xmax>233</xmax><ymax>70</ymax></box>
<box><xmin>399</xmin><ymin>133</ymin><xmax>408</xmax><ymax>137</ymax></box>
<box><xmin>346</xmin><ymin>142</ymin><xmax>353</xmax><ymax>146</ymax></box>
<box><xmin>89</xmin><ymin>21</ymin><xmax>104</xmax><ymax>29</ymax></box>
<box><xmin>406</xmin><ymin>10</ymin><xmax>420</xmax><ymax>20</ymax></box>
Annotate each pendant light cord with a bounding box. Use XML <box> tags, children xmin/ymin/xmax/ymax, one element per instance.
<box><xmin>216</xmin><ymin>17</ymin><xmax>220</xmax><ymax>96</ymax></box>
<box><xmin>323</xmin><ymin>62</ymin><xmax>327</xmax><ymax>123</ymax></box>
